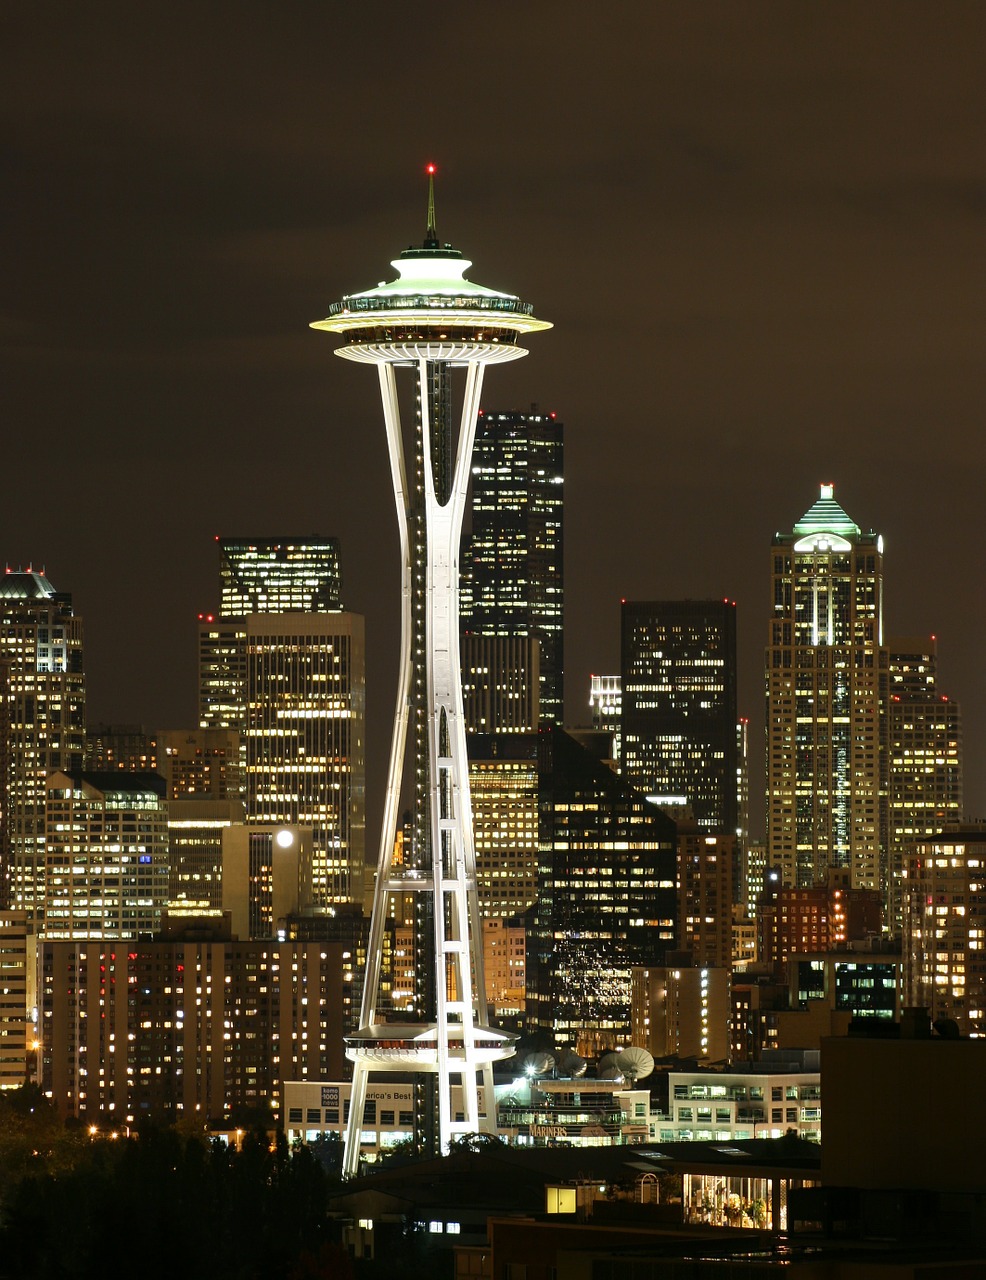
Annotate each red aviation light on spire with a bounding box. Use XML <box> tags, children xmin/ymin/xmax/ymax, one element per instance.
<box><xmin>425</xmin><ymin>163</ymin><xmax>437</xmax><ymax>175</ymax></box>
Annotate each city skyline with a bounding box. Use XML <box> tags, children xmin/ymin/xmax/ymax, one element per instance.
<box><xmin>4</xmin><ymin>5</ymin><xmax>984</xmax><ymax>833</ymax></box>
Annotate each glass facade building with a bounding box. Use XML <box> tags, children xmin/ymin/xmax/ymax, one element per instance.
<box><xmin>0</xmin><ymin>570</ymin><xmax>86</xmax><ymax>930</ymax></box>
<box><xmin>462</xmin><ymin>409</ymin><xmax>564</xmax><ymax>727</ymax></box>
<box><xmin>218</xmin><ymin>537</ymin><xmax>342</xmax><ymax>616</ymax></box>
<box><xmin>528</xmin><ymin>727</ymin><xmax>677</xmax><ymax>1056</ymax></box>
<box><xmin>621</xmin><ymin>599</ymin><xmax>738</xmax><ymax>832</ymax></box>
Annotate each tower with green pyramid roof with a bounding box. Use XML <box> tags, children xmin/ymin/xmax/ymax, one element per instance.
<box><xmin>765</xmin><ymin>484</ymin><xmax>888</xmax><ymax>901</ymax></box>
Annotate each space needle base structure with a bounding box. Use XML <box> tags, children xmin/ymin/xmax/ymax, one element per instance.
<box><xmin>312</xmin><ymin>171</ymin><xmax>550</xmax><ymax>1177</ymax></box>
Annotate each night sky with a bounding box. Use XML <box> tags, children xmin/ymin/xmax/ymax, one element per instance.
<box><xmin>4</xmin><ymin>4</ymin><xmax>984</xmax><ymax>837</ymax></box>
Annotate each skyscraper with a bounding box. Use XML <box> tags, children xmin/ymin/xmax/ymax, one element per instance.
<box><xmin>766</xmin><ymin>484</ymin><xmax>888</xmax><ymax>895</ymax></box>
<box><xmin>621</xmin><ymin>599</ymin><xmax>738</xmax><ymax>832</ymax></box>
<box><xmin>903</xmin><ymin>823</ymin><xmax>986</xmax><ymax>1036</ymax></box>
<box><xmin>462</xmin><ymin>408</ymin><xmax>564</xmax><ymax>726</ymax></box>
<box><xmin>528</xmin><ymin>727</ymin><xmax>677</xmax><ymax>1055</ymax></box>
<box><xmin>44</xmin><ymin>770</ymin><xmax>170</xmax><ymax>939</ymax></box>
<box><xmin>467</xmin><ymin>732</ymin><xmax>540</xmax><ymax>917</ymax></box>
<box><xmin>0</xmin><ymin>569</ymin><xmax>86</xmax><ymax>930</ymax></box>
<box><xmin>218</xmin><ymin>537</ymin><xmax>342</xmax><ymax>615</ymax></box>
<box><xmin>197</xmin><ymin>541</ymin><xmax>365</xmax><ymax>909</ymax></box>
<box><xmin>887</xmin><ymin>637</ymin><xmax>962</xmax><ymax>932</ymax></box>
<box><xmin>243</xmin><ymin>612</ymin><xmax>364</xmax><ymax>906</ymax></box>
<box><xmin>312</xmin><ymin>170</ymin><xmax>550</xmax><ymax>1171</ymax></box>
<box><xmin>460</xmin><ymin>634</ymin><xmax>540</xmax><ymax>733</ymax></box>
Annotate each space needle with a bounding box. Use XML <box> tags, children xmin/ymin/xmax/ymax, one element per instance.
<box><xmin>312</xmin><ymin>168</ymin><xmax>550</xmax><ymax>1175</ymax></box>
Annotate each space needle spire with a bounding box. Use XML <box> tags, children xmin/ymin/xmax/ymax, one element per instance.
<box><xmin>312</xmin><ymin>168</ymin><xmax>550</xmax><ymax>1176</ymax></box>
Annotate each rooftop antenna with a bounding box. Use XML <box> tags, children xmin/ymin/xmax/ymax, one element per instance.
<box><xmin>424</xmin><ymin>163</ymin><xmax>438</xmax><ymax>247</ymax></box>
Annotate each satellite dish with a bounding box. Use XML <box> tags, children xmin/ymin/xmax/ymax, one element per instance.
<box><xmin>598</xmin><ymin>1051</ymin><xmax>620</xmax><ymax>1070</ymax></box>
<box><xmin>617</xmin><ymin>1046</ymin><xmax>655</xmax><ymax>1084</ymax></box>
<box><xmin>597</xmin><ymin>1066</ymin><xmax>622</xmax><ymax>1081</ymax></box>
<box><xmin>520</xmin><ymin>1052</ymin><xmax>555</xmax><ymax>1078</ymax></box>
<box><xmin>555</xmin><ymin>1049</ymin><xmax>586</xmax><ymax>1078</ymax></box>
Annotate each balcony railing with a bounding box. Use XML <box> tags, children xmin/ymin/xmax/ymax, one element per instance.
<box><xmin>327</xmin><ymin>294</ymin><xmax>534</xmax><ymax>317</ymax></box>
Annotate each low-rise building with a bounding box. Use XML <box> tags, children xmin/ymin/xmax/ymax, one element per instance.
<box><xmin>649</xmin><ymin>1053</ymin><xmax>821</xmax><ymax>1144</ymax></box>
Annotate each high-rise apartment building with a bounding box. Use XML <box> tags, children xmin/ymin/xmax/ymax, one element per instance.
<box><xmin>677</xmin><ymin>826</ymin><xmax>736</xmax><ymax>970</ymax></box>
<box><xmin>528</xmin><ymin>727</ymin><xmax>677</xmax><ymax>1056</ymax></box>
<box><xmin>887</xmin><ymin>637</ymin><xmax>962</xmax><ymax>933</ymax></box>
<box><xmin>631</xmin><ymin>964</ymin><xmax>731</xmax><ymax>1064</ymax></box>
<box><xmin>757</xmin><ymin>866</ymin><xmax>882</xmax><ymax>966</ymax></box>
<box><xmin>621</xmin><ymin>599</ymin><xmax>738</xmax><ymax>832</ymax></box>
<box><xmin>44</xmin><ymin>771</ymin><xmax>170</xmax><ymax>939</ymax></box>
<box><xmin>0</xmin><ymin>570</ymin><xmax>86</xmax><ymax>929</ymax></box>
<box><xmin>218</xmin><ymin>537</ymin><xmax>342</xmax><ymax>615</ymax></box>
<box><xmin>462</xmin><ymin>409</ymin><xmax>564</xmax><ymax>726</ymax></box>
<box><xmin>902</xmin><ymin>823</ymin><xmax>986</xmax><ymax>1037</ymax></box>
<box><xmin>766</xmin><ymin>485</ymin><xmax>888</xmax><ymax>894</ymax></box>
<box><xmin>0</xmin><ymin>911</ymin><xmax>31</xmax><ymax>1089</ymax></box>
<box><xmin>41</xmin><ymin>934</ymin><xmax>344</xmax><ymax>1124</ymax></box>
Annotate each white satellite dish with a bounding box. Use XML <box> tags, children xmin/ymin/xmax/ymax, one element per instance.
<box><xmin>617</xmin><ymin>1046</ymin><xmax>655</xmax><ymax>1084</ymax></box>
<box><xmin>520</xmin><ymin>1051</ymin><xmax>555</xmax><ymax>1078</ymax></box>
<box><xmin>555</xmin><ymin>1049</ymin><xmax>586</xmax><ymax>1079</ymax></box>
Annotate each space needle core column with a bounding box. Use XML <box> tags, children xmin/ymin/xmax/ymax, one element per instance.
<box><xmin>312</xmin><ymin>170</ymin><xmax>550</xmax><ymax>1176</ymax></box>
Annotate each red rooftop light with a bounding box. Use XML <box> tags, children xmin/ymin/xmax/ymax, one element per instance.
<box><xmin>425</xmin><ymin>163</ymin><xmax>436</xmax><ymax>175</ymax></box>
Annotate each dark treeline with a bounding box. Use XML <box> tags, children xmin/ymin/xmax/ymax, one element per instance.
<box><xmin>0</xmin><ymin>1086</ymin><xmax>354</xmax><ymax>1279</ymax></box>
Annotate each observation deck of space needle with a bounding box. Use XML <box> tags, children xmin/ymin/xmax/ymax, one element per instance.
<box><xmin>312</xmin><ymin>167</ymin><xmax>551</xmax><ymax>1176</ymax></box>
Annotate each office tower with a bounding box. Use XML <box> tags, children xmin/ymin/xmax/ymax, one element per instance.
<box><xmin>766</xmin><ymin>484</ymin><xmax>888</xmax><ymax>894</ymax></box>
<box><xmin>84</xmin><ymin>724</ymin><xmax>157</xmax><ymax>773</ymax></box>
<box><xmin>243</xmin><ymin>612</ymin><xmax>364</xmax><ymax>906</ymax></box>
<box><xmin>198</xmin><ymin>538</ymin><xmax>364</xmax><ymax>907</ymax></box>
<box><xmin>589</xmin><ymin>675</ymin><xmax>622</xmax><ymax>762</ymax></box>
<box><xmin>677</xmin><ymin>826</ymin><xmax>736</xmax><ymax>969</ymax></box>
<box><xmin>0</xmin><ymin>569</ymin><xmax>85</xmax><ymax>930</ymax></box>
<box><xmin>461</xmin><ymin>408</ymin><xmax>564</xmax><ymax>726</ymax></box>
<box><xmin>621</xmin><ymin>599</ymin><xmax>738</xmax><ymax>832</ymax></box>
<box><xmin>218</xmin><ymin>537</ymin><xmax>342</xmax><ymax>615</ymax></box>
<box><xmin>44</xmin><ymin>770</ymin><xmax>170</xmax><ymax>939</ymax></box>
<box><xmin>460</xmin><ymin>634</ymin><xmax>540</xmax><ymax>733</ymax></box>
<box><xmin>198</xmin><ymin>616</ymin><xmax>248</xmax><ymax>736</ymax></box>
<box><xmin>221</xmin><ymin>823</ymin><xmax>314</xmax><ymax>939</ymax></box>
<box><xmin>312</xmin><ymin>170</ymin><xmax>550</xmax><ymax>1171</ymax></box>
<box><xmin>467</xmin><ymin>732</ymin><xmax>539</xmax><ymax>917</ymax></box>
<box><xmin>887</xmin><ymin>637</ymin><xmax>962</xmax><ymax>933</ymax></box>
<box><xmin>527</xmin><ymin>727</ymin><xmax>677</xmax><ymax>1056</ymax></box>
<box><xmin>41</xmin><ymin>935</ymin><xmax>344</xmax><ymax>1124</ymax></box>
<box><xmin>156</xmin><ymin>729</ymin><xmax>244</xmax><ymax>910</ymax></box>
<box><xmin>903</xmin><ymin>823</ymin><xmax>986</xmax><ymax>1036</ymax></box>
<box><xmin>168</xmin><ymin>799</ymin><xmax>243</xmax><ymax>910</ymax></box>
